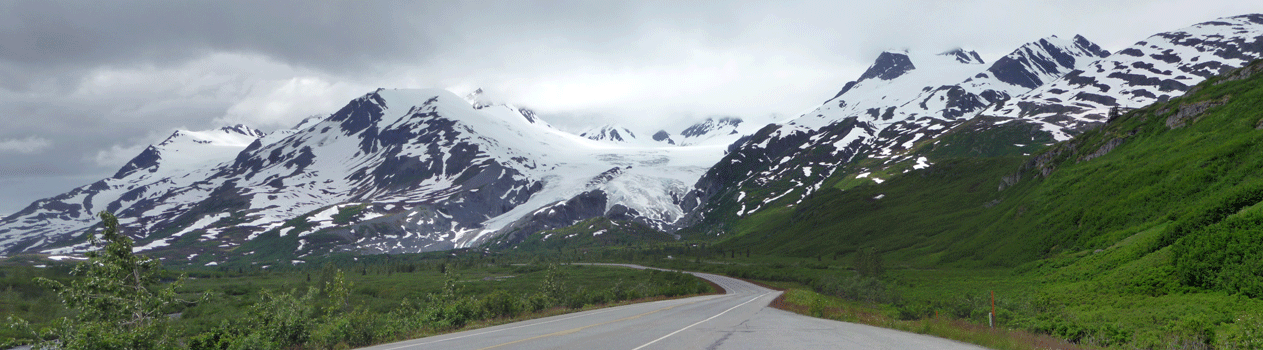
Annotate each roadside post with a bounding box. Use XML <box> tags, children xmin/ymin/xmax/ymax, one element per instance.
<box><xmin>989</xmin><ymin>290</ymin><xmax>995</xmax><ymax>328</ymax></box>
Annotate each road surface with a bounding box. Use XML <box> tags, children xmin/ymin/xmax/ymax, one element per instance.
<box><xmin>360</xmin><ymin>264</ymin><xmax>985</xmax><ymax>350</ymax></box>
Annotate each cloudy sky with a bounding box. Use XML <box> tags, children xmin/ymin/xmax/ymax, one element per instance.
<box><xmin>0</xmin><ymin>0</ymin><xmax>1258</xmax><ymax>216</ymax></box>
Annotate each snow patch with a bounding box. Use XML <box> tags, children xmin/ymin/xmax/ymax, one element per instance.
<box><xmin>913</xmin><ymin>156</ymin><xmax>931</xmax><ymax>170</ymax></box>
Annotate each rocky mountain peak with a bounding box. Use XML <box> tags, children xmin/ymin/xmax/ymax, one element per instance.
<box><xmin>1072</xmin><ymin>34</ymin><xmax>1111</xmax><ymax>58</ymax></box>
<box><xmin>985</xmin><ymin>14</ymin><xmax>1263</xmax><ymax>133</ymax></box>
<box><xmin>940</xmin><ymin>48</ymin><xmax>985</xmax><ymax>64</ymax></box>
<box><xmin>652</xmin><ymin>130</ymin><xmax>675</xmax><ymax>145</ymax></box>
<box><xmin>219</xmin><ymin>124</ymin><xmax>266</xmax><ymax>138</ymax></box>
<box><xmin>857</xmin><ymin>51</ymin><xmax>917</xmax><ymax>83</ymax></box>
<box><xmin>982</xmin><ymin>34</ymin><xmax>1112</xmax><ymax>90</ymax></box>
<box><xmin>680</xmin><ymin>117</ymin><xmax>743</xmax><ymax>138</ymax></box>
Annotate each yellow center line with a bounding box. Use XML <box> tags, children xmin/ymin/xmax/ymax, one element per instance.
<box><xmin>476</xmin><ymin>297</ymin><xmax>713</xmax><ymax>350</ymax></box>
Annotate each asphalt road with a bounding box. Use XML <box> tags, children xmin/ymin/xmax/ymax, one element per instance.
<box><xmin>360</xmin><ymin>264</ymin><xmax>986</xmax><ymax>350</ymax></box>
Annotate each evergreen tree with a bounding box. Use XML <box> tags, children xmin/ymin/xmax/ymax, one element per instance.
<box><xmin>11</xmin><ymin>211</ymin><xmax>201</xmax><ymax>349</ymax></box>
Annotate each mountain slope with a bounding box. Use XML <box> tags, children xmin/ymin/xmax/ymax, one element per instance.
<box><xmin>984</xmin><ymin>14</ymin><xmax>1263</xmax><ymax>134</ymax></box>
<box><xmin>0</xmin><ymin>89</ymin><xmax>737</xmax><ymax>263</ymax></box>
<box><xmin>680</xmin><ymin>35</ymin><xmax>1113</xmax><ymax>231</ymax></box>
<box><xmin>712</xmin><ymin>58</ymin><xmax>1263</xmax><ymax>275</ymax></box>
<box><xmin>0</xmin><ymin>125</ymin><xmax>265</xmax><ymax>254</ymax></box>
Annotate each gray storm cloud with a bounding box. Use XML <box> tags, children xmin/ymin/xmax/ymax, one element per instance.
<box><xmin>0</xmin><ymin>0</ymin><xmax>1258</xmax><ymax>215</ymax></box>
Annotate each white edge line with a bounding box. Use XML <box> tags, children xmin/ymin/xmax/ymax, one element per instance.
<box><xmin>631</xmin><ymin>291</ymin><xmax>772</xmax><ymax>350</ymax></box>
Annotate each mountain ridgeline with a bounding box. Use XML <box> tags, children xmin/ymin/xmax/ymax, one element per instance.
<box><xmin>711</xmin><ymin>57</ymin><xmax>1263</xmax><ymax>295</ymax></box>
<box><xmin>1</xmin><ymin>14</ymin><xmax>1263</xmax><ymax>273</ymax></box>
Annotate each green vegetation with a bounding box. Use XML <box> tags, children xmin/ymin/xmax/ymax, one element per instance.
<box><xmin>9</xmin><ymin>212</ymin><xmax>199</xmax><ymax>349</ymax></box>
<box><xmin>508</xmin><ymin>217</ymin><xmax>677</xmax><ymax>251</ymax></box>
<box><xmin>331</xmin><ymin>204</ymin><xmax>366</xmax><ymax>225</ymax></box>
<box><xmin>2</xmin><ymin>214</ymin><xmax>715</xmax><ymax>349</ymax></box>
<box><xmin>677</xmin><ymin>60</ymin><xmax>1263</xmax><ymax>348</ymax></box>
<box><xmin>923</xmin><ymin>115</ymin><xmax>1057</xmax><ymax>159</ymax></box>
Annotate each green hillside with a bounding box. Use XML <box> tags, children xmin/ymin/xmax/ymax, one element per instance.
<box><xmin>677</xmin><ymin>60</ymin><xmax>1263</xmax><ymax>348</ymax></box>
<box><xmin>717</xmin><ymin>59</ymin><xmax>1263</xmax><ymax>273</ymax></box>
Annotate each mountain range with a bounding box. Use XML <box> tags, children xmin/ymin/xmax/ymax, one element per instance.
<box><xmin>3</xmin><ymin>14</ymin><xmax>1262</xmax><ymax>267</ymax></box>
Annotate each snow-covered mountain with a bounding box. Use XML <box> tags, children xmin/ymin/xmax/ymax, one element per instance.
<box><xmin>0</xmin><ymin>89</ymin><xmax>739</xmax><ymax>262</ymax></box>
<box><xmin>682</xmin><ymin>14</ymin><xmax>1263</xmax><ymax>233</ymax></box>
<box><xmin>578</xmin><ymin>125</ymin><xmax>641</xmax><ymax>143</ymax></box>
<box><xmin>981</xmin><ymin>14</ymin><xmax>1263</xmax><ymax>135</ymax></box>
<box><xmin>0</xmin><ymin>125</ymin><xmax>265</xmax><ymax>254</ymax></box>
<box><xmin>6</xmin><ymin>13</ymin><xmax>1261</xmax><ymax>262</ymax></box>
<box><xmin>679</xmin><ymin>35</ymin><xmax>1115</xmax><ymax>228</ymax></box>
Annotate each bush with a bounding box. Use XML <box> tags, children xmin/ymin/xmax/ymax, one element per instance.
<box><xmin>811</xmin><ymin>274</ymin><xmax>898</xmax><ymax>304</ymax></box>
<box><xmin>853</xmin><ymin>247</ymin><xmax>884</xmax><ymax>278</ymax></box>
<box><xmin>1172</xmin><ymin>212</ymin><xmax>1263</xmax><ymax>296</ymax></box>
<box><xmin>481</xmin><ymin>290</ymin><xmax>522</xmax><ymax>319</ymax></box>
<box><xmin>310</xmin><ymin>309</ymin><xmax>385</xmax><ymax>348</ymax></box>
<box><xmin>566</xmin><ymin>287</ymin><xmax>588</xmax><ymax>309</ymax></box>
<box><xmin>523</xmin><ymin>293</ymin><xmax>552</xmax><ymax>312</ymax></box>
<box><xmin>1219</xmin><ymin>312</ymin><xmax>1263</xmax><ymax>349</ymax></box>
<box><xmin>245</xmin><ymin>288</ymin><xmax>319</xmax><ymax>347</ymax></box>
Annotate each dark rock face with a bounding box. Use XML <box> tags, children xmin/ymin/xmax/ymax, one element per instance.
<box><xmin>988</xmin><ymin>55</ymin><xmax>1046</xmax><ymax>90</ymax></box>
<box><xmin>941</xmin><ymin>48</ymin><xmax>986</xmax><ymax>64</ymax></box>
<box><xmin>986</xmin><ymin>36</ymin><xmax>1109</xmax><ymax>90</ymax></box>
<box><xmin>496</xmin><ymin>190</ymin><xmax>610</xmax><ymax>245</ymax></box>
<box><xmin>1072</xmin><ymin>92</ymin><xmax>1118</xmax><ymax>106</ymax></box>
<box><xmin>113</xmin><ymin>146</ymin><xmax>162</xmax><ymax>178</ymax></box>
<box><xmin>834</xmin><ymin>81</ymin><xmax>859</xmax><ymax>99</ymax></box>
<box><xmin>652</xmin><ymin>130</ymin><xmax>675</xmax><ymax>144</ymax></box>
<box><xmin>518</xmin><ymin>108</ymin><xmax>538</xmax><ymax>123</ymax></box>
<box><xmin>1063</xmin><ymin>70</ymin><xmax>1113</xmax><ymax>92</ymax></box>
<box><xmin>858</xmin><ymin>52</ymin><xmax>916</xmax><ymax>82</ymax></box>
<box><xmin>1073</xmin><ymin>34</ymin><xmax>1111</xmax><ymax>58</ymax></box>
<box><xmin>919</xmin><ymin>85</ymin><xmax>988</xmax><ymax>119</ymax></box>
<box><xmin>330</xmin><ymin>92</ymin><xmax>389</xmax><ymax>136</ymax></box>
<box><xmin>1166</xmin><ymin>95</ymin><xmax>1232</xmax><ymax>128</ymax></box>
<box><xmin>1105</xmin><ymin>72</ymin><xmax>1189</xmax><ymax>92</ymax></box>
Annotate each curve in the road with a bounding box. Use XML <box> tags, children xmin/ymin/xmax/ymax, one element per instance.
<box><xmin>360</xmin><ymin>264</ymin><xmax>986</xmax><ymax>350</ymax></box>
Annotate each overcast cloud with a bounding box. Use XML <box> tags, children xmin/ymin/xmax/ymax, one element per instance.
<box><xmin>0</xmin><ymin>0</ymin><xmax>1259</xmax><ymax>215</ymax></box>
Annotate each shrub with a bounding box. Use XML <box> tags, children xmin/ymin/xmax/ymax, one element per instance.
<box><xmin>853</xmin><ymin>247</ymin><xmax>885</xmax><ymax>278</ymax></box>
<box><xmin>481</xmin><ymin>290</ymin><xmax>522</xmax><ymax>319</ymax></box>
<box><xmin>1172</xmin><ymin>212</ymin><xmax>1263</xmax><ymax>296</ymax></box>
<box><xmin>1219</xmin><ymin>312</ymin><xmax>1263</xmax><ymax>349</ymax></box>
<box><xmin>811</xmin><ymin>274</ymin><xmax>898</xmax><ymax>304</ymax></box>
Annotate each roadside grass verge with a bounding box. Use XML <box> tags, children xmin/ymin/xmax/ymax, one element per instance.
<box><xmin>768</xmin><ymin>287</ymin><xmax>1091</xmax><ymax>350</ymax></box>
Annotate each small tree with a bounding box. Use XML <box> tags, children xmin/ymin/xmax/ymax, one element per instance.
<box><xmin>539</xmin><ymin>264</ymin><xmax>568</xmax><ymax>305</ymax></box>
<box><xmin>12</xmin><ymin>211</ymin><xmax>199</xmax><ymax>349</ymax></box>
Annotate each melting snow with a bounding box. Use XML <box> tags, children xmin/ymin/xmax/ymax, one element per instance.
<box><xmin>913</xmin><ymin>156</ymin><xmax>931</xmax><ymax>170</ymax></box>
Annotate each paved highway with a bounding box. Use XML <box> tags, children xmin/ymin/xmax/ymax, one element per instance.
<box><xmin>360</xmin><ymin>264</ymin><xmax>985</xmax><ymax>350</ymax></box>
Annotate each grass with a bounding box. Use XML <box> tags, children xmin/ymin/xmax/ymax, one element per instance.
<box><xmin>771</xmin><ymin>288</ymin><xmax>1092</xmax><ymax>350</ymax></box>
